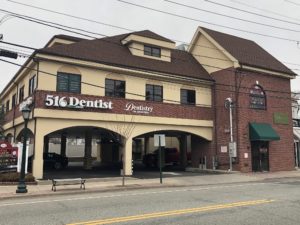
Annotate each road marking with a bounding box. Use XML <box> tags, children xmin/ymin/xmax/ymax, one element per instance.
<box><xmin>0</xmin><ymin>182</ymin><xmax>266</xmax><ymax>207</ymax></box>
<box><xmin>67</xmin><ymin>199</ymin><xmax>275</xmax><ymax>225</ymax></box>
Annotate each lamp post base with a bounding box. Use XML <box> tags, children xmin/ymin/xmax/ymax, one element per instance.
<box><xmin>16</xmin><ymin>182</ymin><xmax>28</xmax><ymax>193</ymax></box>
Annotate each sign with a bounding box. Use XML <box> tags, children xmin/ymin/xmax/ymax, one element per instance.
<box><xmin>220</xmin><ymin>146</ymin><xmax>228</xmax><ymax>153</ymax></box>
<box><xmin>124</xmin><ymin>102</ymin><xmax>153</xmax><ymax>114</ymax></box>
<box><xmin>273</xmin><ymin>112</ymin><xmax>289</xmax><ymax>125</ymax></box>
<box><xmin>45</xmin><ymin>94</ymin><xmax>113</xmax><ymax>109</ymax></box>
<box><xmin>244</xmin><ymin>153</ymin><xmax>248</xmax><ymax>159</ymax></box>
<box><xmin>154</xmin><ymin>134</ymin><xmax>166</xmax><ymax>147</ymax></box>
<box><xmin>0</xmin><ymin>141</ymin><xmax>18</xmax><ymax>171</ymax></box>
<box><xmin>229</xmin><ymin>142</ymin><xmax>237</xmax><ymax>157</ymax></box>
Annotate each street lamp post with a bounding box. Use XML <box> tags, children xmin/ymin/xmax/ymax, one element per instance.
<box><xmin>225</xmin><ymin>97</ymin><xmax>233</xmax><ymax>172</ymax></box>
<box><xmin>16</xmin><ymin>105</ymin><xmax>31</xmax><ymax>193</ymax></box>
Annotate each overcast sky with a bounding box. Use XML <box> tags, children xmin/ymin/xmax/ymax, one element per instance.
<box><xmin>0</xmin><ymin>0</ymin><xmax>299</xmax><ymax>92</ymax></box>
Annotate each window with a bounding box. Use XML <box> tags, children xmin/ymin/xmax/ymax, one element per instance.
<box><xmin>19</xmin><ymin>86</ymin><xmax>24</xmax><ymax>103</ymax></box>
<box><xmin>250</xmin><ymin>85</ymin><xmax>266</xmax><ymax>109</ymax></box>
<box><xmin>146</xmin><ymin>84</ymin><xmax>163</xmax><ymax>102</ymax></box>
<box><xmin>29</xmin><ymin>75</ymin><xmax>36</xmax><ymax>95</ymax></box>
<box><xmin>144</xmin><ymin>45</ymin><xmax>161</xmax><ymax>57</ymax></box>
<box><xmin>5</xmin><ymin>100</ymin><xmax>10</xmax><ymax>112</ymax></box>
<box><xmin>105</xmin><ymin>79</ymin><xmax>125</xmax><ymax>98</ymax></box>
<box><xmin>12</xmin><ymin>94</ymin><xmax>16</xmax><ymax>108</ymax></box>
<box><xmin>57</xmin><ymin>72</ymin><xmax>81</xmax><ymax>93</ymax></box>
<box><xmin>181</xmin><ymin>89</ymin><xmax>196</xmax><ymax>105</ymax></box>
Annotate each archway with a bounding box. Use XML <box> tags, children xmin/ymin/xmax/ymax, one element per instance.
<box><xmin>132</xmin><ymin>130</ymin><xmax>212</xmax><ymax>173</ymax></box>
<box><xmin>42</xmin><ymin>126</ymin><xmax>126</xmax><ymax>179</ymax></box>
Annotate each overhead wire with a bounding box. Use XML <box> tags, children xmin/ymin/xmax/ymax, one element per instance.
<box><xmin>164</xmin><ymin>0</ymin><xmax>300</xmax><ymax>33</ymax></box>
<box><xmin>116</xmin><ymin>0</ymin><xmax>300</xmax><ymax>43</ymax></box>
<box><xmin>204</xmin><ymin>0</ymin><xmax>300</xmax><ymax>26</ymax></box>
<box><xmin>3</xmin><ymin>1</ymin><xmax>300</xmax><ymax>69</ymax></box>
<box><xmin>0</xmin><ymin>55</ymin><xmax>299</xmax><ymax>108</ymax></box>
<box><xmin>230</xmin><ymin>0</ymin><xmax>300</xmax><ymax>22</ymax></box>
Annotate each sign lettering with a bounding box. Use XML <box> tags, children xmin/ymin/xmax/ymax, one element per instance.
<box><xmin>45</xmin><ymin>95</ymin><xmax>113</xmax><ymax>109</ymax></box>
<box><xmin>124</xmin><ymin>102</ymin><xmax>153</xmax><ymax>114</ymax></box>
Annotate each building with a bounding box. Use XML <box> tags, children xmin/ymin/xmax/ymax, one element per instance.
<box><xmin>1</xmin><ymin>31</ymin><xmax>214</xmax><ymax>179</ymax></box>
<box><xmin>189</xmin><ymin>27</ymin><xmax>296</xmax><ymax>172</ymax></box>
<box><xmin>292</xmin><ymin>93</ymin><xmax>300</xmax><ymax>168</ymax></box>
<box><xmin>0</xmin><ymin>27</ymin><xmax>296</xmax><ymax>178</ymax></box>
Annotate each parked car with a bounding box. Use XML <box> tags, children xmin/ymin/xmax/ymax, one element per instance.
<box><xmin>28</xmin><ymin>152</ymin><xmax>68</xmax><ymax>170</ymax></box>
<box><xmin>143</xmin><ymin>148</ymin><xmax>190</xmax><ymax>168</ymax></box>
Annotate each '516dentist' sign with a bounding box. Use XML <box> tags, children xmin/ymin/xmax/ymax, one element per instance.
<box><xmin>45</xmin><ymin>94</ymin><xmax>113</xmax><ymax>109</ymax></box>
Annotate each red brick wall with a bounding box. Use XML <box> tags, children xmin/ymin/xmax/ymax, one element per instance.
<box><xmin>212</xmin><ymin>68</ymin><xmax>294</xmax><ymax>172</ymax></box>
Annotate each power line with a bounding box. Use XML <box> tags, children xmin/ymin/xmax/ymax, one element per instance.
<box><xmin>117</xmin><ymin>0</ymin><xmax>300</xmax><ymax>43</ymax></box>
<box><xmin>0</xmin><ymin>9</ymin><xmax>101</xmax><ymax>39</ymax></box>
<box><xmin>204</xmin><ymin>0</ymin><xmax>300</xmax><ymax>26</ymax></box>
<box><xmin>6</xmin><ymin>0</ymin><xmax>135</xmax><ymax>33</ymax></box>
<box><xmin>230</xmin><ymin>0</ymin><xmax>300</xmax><ymax>22</ymax></box>
<box><xmin>0</xmin><ymin>55</ymin><xmax>299</xmax><ymax>106</ymax></box>
<box><xmin>0</xmin><ymin>10</ymin><xmax>298</xmax><ymax>92</ymax></box>
<box><xmin>165</xmin><ymin>0</ymin><xmax>300</xmax><ymax>33</ymax></box>
<box><xmin>285</xmin><ymin>0</ymin><xmax>300</xmax><ymax>7</ymax></box>
<box><xmin>4</xmin><ymin>0</ymin><xmax>300</xmax><ymax>69</ymax></box>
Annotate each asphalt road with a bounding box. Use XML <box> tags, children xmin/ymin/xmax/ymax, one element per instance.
<box><xmin>1</xmin><ymin>177</ymin><xmax>300</xmax><ymax>225</ymax></box>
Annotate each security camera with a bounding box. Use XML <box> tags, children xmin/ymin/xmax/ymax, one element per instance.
<box><xmin>0</xmin><ymin>34</ymin><xmax>3</xmax><ymax>41</ymax></box>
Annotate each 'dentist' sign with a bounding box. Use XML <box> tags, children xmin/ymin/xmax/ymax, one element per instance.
<box><xmin>45</xmin><ymin>94</ymin><xmax>113</xmax><ymax>109</ymax></box>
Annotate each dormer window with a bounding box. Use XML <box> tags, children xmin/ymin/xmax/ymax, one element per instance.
<box><xmin>144</xmin><ymin>45</ymin><xmax>161</xmax><ymax>58</ymax></box>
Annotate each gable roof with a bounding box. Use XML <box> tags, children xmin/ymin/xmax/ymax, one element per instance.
<box><xmin>200</xmin><ymin>27</ymin><xmax>296</xmax><ymax>76</ymax></box>
<box><xmin>37</xmin><ymin>31</ymin><xmax>212</xmax><ymax>82</ymax></box>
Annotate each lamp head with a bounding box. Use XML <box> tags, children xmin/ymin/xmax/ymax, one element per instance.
<box><xmin>21</xmin><ymin>105</ymin><xmax>31</xmax><ymax>120</ymax></box>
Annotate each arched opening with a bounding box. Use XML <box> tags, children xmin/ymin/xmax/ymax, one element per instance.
<box><xmin>42</xmin><ymin>126</ymin><xmax>125</xmax><ymax>179</ymax></box>
<box><xmin>132</xmin><ymin>130</ymin><xmax>212</xmax><ymax>174</ymax></box>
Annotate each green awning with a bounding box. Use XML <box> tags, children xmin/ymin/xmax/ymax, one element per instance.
<box><xmin>249</xmin><ymin>123</ymin><xmax>280</xmax><ymax>141</ymax></box>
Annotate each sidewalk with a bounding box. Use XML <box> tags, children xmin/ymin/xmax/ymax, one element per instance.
<box><xmin>1</xmin><ymin>170</ymin><xmax>300</xmax><ymax>200</ymax></box>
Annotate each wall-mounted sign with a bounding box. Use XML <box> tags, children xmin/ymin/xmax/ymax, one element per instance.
<box><xmin>45</xmin><ymin>94</ymin><xmax>113</xmax><ymax>109</ymax></box>
<box><xmin>220</xmin><ymin>146</ymin><xmax>227</xmax><ymax>153</ymax></box>
<box><xmin>124</xmin><ymin>102</ymin><xmax>153</xmax><ymax>114</ymax></box>
<box><xmin>273</xmin><ymin>112</ymin><xmax>289</xmax><ymax>125</ymax></box>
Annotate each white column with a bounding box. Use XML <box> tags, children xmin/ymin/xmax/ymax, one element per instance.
<box><xmin>124</xmin><ymin>138</ymin><xmax>133</xmax><ymax>175</ymax></box>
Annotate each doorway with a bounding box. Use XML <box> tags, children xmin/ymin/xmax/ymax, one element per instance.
<box><xmin>251</xmin><ymin>141</ymin><xmax>269</xmax><ymax>172</ymax></box>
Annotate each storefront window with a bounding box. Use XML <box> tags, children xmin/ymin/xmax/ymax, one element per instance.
<box><xmin>105</xmin><ymin>79</ymin><xmax>125</xmax><ymax>98</ymax></box>
<box><xmin>57</xmin><ymin>72</ymin><xmax>81</xmax><ymax>93</ymax></box>
<box><xmin>181</xmin><ymin>89</ymin><xmax>195</xmax><ymax>105</ymax></box>
<box><xmin>250</xmin><ymin>85</ymin><xmax>266</xmax><ymax>109</ymax></box>
<box><xmin>146</xmin><ymin>84</ymin><xmax>163</xmax><ymax>102</ymax></box>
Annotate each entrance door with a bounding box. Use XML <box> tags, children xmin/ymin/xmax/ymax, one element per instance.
<box><xmin>295</xmin><ymin>142</ymin><xmax>300</xmax><ymax>168</ymax></box>
<box><xmin>251</xmin><ymin>141</ymin><xmax>269</xmax><ymax>172</ymax></box>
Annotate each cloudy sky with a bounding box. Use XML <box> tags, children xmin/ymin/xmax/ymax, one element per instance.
<box><xmin>0</xmin><ymin>0</ymin><xmax>299</xmax><ymax>92</ymax></box>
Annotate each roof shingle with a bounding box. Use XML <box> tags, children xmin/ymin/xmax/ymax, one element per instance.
<box><xmin>37</xmin><ymin>31</ymin><xmax>213</xmax><ymax>81</ymax></box>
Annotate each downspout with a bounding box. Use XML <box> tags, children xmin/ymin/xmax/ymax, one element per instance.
<box><xmin>213</xmin><ymin>81</ymin><xmax>218</xmax><ymax>165</ymax></box>
<box><xmin>234</xmin><ymin>67</ymin><xmax>241</xmax><ymax>167</ymax></box>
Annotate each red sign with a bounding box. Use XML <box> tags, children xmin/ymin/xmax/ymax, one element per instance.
<box><xmin>0</xmin><ymin>141</ymin><xmax>18</xmax><ymax>171</ymax></box>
